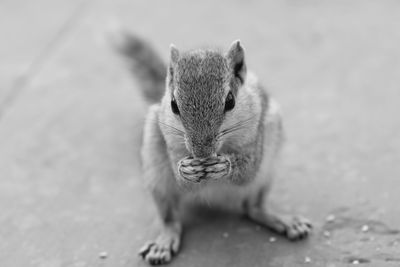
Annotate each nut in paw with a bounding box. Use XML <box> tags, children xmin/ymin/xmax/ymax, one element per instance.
<box><xmin>177</xmin><ymin>155</ymin><xmax>231</xmax><ymax>182</ymax></box>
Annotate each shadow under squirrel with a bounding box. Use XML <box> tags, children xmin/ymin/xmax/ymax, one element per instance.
<box><xmin>112</xmin><ymin>33</ymin><xmax>312</xmax><ymax>265</ymax></box>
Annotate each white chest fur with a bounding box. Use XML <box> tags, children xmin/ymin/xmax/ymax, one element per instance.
<box><xmin>184</xmin><ymin>172</ymin><xmax>269</xmax><ymax>211</ymax></box>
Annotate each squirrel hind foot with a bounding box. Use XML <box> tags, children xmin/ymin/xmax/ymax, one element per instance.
<box><xmin>246</xmin><ymin>208</ymin><xmax>313</xmax><ymax>241</ymax></box>
<box><xmin>139</xmin><ymin>232</ymin><xmax>181</xmax><ymax>265</ymax></box>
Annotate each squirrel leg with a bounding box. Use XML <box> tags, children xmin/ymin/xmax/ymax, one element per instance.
<box><xmin>243</xmin><ymin>187</ymin><xmax>312</xmax><ymax>241</ymax></box>
<box><xmin>242</xmin><ymin>100</ymin><xmax>312</xmax><ymax>240</ymax></box>
<box><xmin>139</xmin><ymin>105</ymin><xmax>183</xmax><ymax>265</ymax></box>
<box><xmin>139</xmin><ymin>191</ymin><xmax>182</xmax><ymax>265</ymax></box>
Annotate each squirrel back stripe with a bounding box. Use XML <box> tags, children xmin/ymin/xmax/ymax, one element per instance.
<box><xmin>111</xmin><ymin>33</ymin><xmax>166</xmax><ymax>103</ymax></box>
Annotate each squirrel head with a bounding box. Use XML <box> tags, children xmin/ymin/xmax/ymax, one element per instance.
<box><xmin>166</xmin><ymin>41</ymin><xmax>247</xmax><ymax>159</ymax></box>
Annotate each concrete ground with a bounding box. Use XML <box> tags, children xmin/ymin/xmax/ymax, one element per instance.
<box><xmin>1</xmin><ymin>0</ymin><xmax>400</xmax><ymax>266</ymax></box>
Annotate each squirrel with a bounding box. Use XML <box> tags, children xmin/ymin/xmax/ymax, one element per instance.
<box><xmin>112</xmin><ymin>32</ymin><xmax>312</xmax><ymax>265</ymax></box>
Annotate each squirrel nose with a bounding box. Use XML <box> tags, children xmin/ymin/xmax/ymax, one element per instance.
<box><xmin>189</xmin><ymin>135</ymin><xmax>216</xmax><ymax>159</ymax></box>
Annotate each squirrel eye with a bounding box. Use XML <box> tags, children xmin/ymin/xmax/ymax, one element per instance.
<box><xmin>171</xmin><ymin>96</ymin><xmax>180</xmax><ymax>115</ymax></box>
<box><xmin>224</xmin><ymin>92</ymin><xmax>235</xmax><ymax>112</ymax></box>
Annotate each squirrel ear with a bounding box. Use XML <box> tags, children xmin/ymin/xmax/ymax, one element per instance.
<box><xmin>227</xmin><ymin>40</ymin><xmax>246</xmax><ymax>84</ymax></box>
<box><xmin>168</xmin><ymin>44</ymin><xmax>179</xmax><ymax>88</ymax></box>
<box><xmin>169</xmin><ymin>44</ymin><xmax>180</xmax><ymax>65</ymax></box>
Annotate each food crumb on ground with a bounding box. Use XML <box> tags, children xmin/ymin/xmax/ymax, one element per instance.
<box><xmin>323</xmin><ymin>231</ymin><xmax>331</xmax><ymax>238</ymax></box>
<box><xmin>326</xmin><ymin>214</ymin><xmax>335</xmax><ymax>223</ymax></box>
<box><xmin>99</xmin><ymin>251</ymin><xmax>108</xmax><ymax>259</ymax></box>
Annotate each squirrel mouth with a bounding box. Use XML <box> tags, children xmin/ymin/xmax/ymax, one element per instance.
<box><xmin>190</xmin><ymin>150</ymin><xmax>217</xmax><ymax>160</ymax></box>
<box><xmin>188</xmin><ymin>152</ymin><xmax>218</xmax><ymax>160</ymax></box>
<box><xmin>185</xmin><ymin>136</ymin><xmax>218</xmax><ymax>159</ymax></box>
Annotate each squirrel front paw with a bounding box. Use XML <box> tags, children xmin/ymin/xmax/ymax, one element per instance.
<box><xmin>178</xmin><ymin>155</ymin><xmax>231</xmax><ymax>183</ymax></box>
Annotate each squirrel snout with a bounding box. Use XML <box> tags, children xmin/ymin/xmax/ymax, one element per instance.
<box><xmin>186</xmin><ymin>135</ymin><xmax>217</xmax><ymax>159</ymax></box>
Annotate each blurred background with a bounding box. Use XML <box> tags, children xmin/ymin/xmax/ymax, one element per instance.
<box><xmin>1</xmin><ymin>0</ymin><xmax>400</xmax><ymax>266</ymax></box>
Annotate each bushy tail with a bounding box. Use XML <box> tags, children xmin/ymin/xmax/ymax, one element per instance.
<box><xmin>110</xmin><ymin>31</ymin><xmax>166</xmax><ymax>103</ymax></box>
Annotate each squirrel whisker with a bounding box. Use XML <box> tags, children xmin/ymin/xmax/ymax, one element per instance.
<box><xmin>163</xmin><ymin>131</ymin><xmax>185</xmax><ymax>139</ymax></box>
<box><xmin>218</xmin><ymin>116</ymin><xmax>256</xmax><ymax>138</ymax></box>
<box><xmin>221</xmin><ymin>116</ymin><xmax>255</xmax><ymax>133</ymax></box>
<box><xmin>218</xmin><ymin>125</ymin><xmax>248</xmax><ymax>139</ymax></box>
<box><xmin>156</xmin><ymin>120</ymin><xmax>185</xmax><ymax>136</ymax></box>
